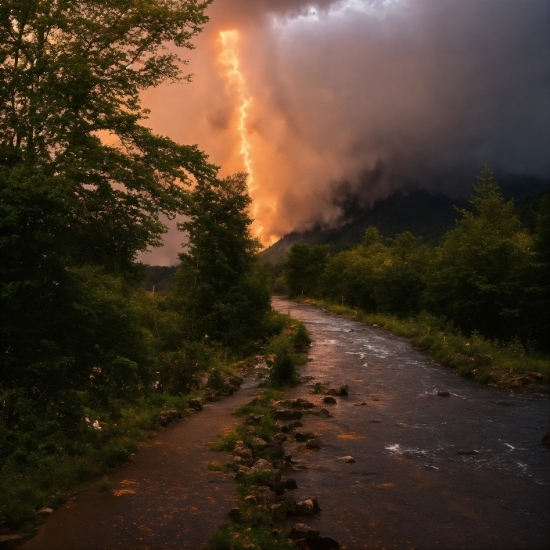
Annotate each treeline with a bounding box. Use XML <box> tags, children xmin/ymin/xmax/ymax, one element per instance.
<box><xmin>279</xmin><ymin>168</ymin><xmax>549</xmax><ymax>353</ymax></box>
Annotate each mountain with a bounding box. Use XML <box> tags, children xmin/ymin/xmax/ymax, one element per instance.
<box><xmin>260</xmin><ymin>180</ymin><xmax>549</xmax><ymax>265</ymax></box>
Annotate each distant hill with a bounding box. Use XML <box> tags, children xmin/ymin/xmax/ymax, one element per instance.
<box><xmin>260</xmin><ymin>182</ymin><xmax>549</xmax><ymax>265</ymax></box>
<box><xmin>142</xmin><ymin>265</ymin><xmax>178</xmax><ymax>294</ymax></box>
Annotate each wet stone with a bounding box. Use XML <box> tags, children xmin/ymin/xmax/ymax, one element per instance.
<box><xmin>274</xmin><ymin>432</ymin><xmax>288</xmax><ymax>442</ymax></box>
<box><xmin>289</xmin><ymin>523</ymin><xmax>321</xmax><ymax>540</ymax></box>
<box><xmin>295</xmin><ymin>498</ymin><xmax>321</xmax><ymax>515</ymax></box>
<box><xmin>306</xmin><ymin>438</ymin><xmax>322</xmax><ymax>449</ymax></box>
<box><xmin>271</xmin><ymin>502</ymin><xmax>288</xmax><ymax>521</ymax></box>
<box><xmin>437</xmin><ymin>390</ymin><xmax>451</xmax><ymax>397</ymax></box>
<box><xmin>187</xmin><ymin>398</ymin><xmax>202</xmax><ymax>410</ymax></box>
<box><xmin>318</xmin><ymin>408</ymin><xmax>332</xmax><ymax>417</ymax></box>
<box><xmin>294</xmin><ymin>430</ymin><xmax>316</xmax><ymax>442</ymax></box>
<box><xmin>273</xmin><ymin>408</ymin><xmax>303</xmax><ymax>420</ymax></box>
<box><xmin>323</xmin><ymin>396</ymin><xmax>337</xmax><ymax>404</ymax></box>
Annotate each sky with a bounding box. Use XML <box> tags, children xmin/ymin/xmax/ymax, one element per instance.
<box><xmin>138</xmin><ymin>0</ymin><xmax>550</xmax><ymax>265</ymax></box>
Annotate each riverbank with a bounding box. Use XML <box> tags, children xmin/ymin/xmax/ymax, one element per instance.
<box><xmin>293</xmin><ymin>297</ymin><xmax>550</xmax><ymax>393</ymax></box>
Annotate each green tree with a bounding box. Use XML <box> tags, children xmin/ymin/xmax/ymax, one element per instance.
<box><xmin>284</xmin><ymin>243</ymin><xmax>330</xmax><ymax>298</ymax></box>
<box><xmin>172</xmin><ymin>173</ymin><xmax>270</xmax><ymax>349</ymax></box>
<box><xmin>425</xmin><ymin>167</ymin><xmax>536</xmax><ymax>340</ymax></box>
<box><xmin>0</xmin><ymin>1</ymin><xmax>215</xmax><ymax>441</ymax></box>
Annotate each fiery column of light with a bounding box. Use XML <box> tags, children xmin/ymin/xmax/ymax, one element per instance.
<box><xmin>218</xmin><ymin>30</ymin><xmax>256</xmax><ymax>193</ymax></box>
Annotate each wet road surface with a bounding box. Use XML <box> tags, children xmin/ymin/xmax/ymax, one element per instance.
<box><xmin>274</xmin><ymin>297</ymin><xmax>550</xmax><ymax>550</ymax></box>
<box><xmin>22</xmin><ymin>380</ymin><xmax>261</xmax><ymax>550</ymax></box>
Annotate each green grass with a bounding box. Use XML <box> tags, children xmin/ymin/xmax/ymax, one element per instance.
<box><xmin>302</xmin><ymin>298</ymin><xmax>550</xmax><ymax>386</ymax></box>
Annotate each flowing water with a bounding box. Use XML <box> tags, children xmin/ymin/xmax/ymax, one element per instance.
<box><xmin>274</xmin><ymin>297</ymin><xmax>550</xmax><ymax>549</ymax></box>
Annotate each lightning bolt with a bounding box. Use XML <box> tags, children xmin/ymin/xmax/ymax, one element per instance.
<box><xmin>219</xmin><ymin>30</ymin><xmax>256</xmax><ymax>192</ymax></box>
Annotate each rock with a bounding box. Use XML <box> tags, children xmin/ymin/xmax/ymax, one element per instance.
<box><xmin>270</xmin><ymin>480</ymin><xmax>286</xmax><ymax>495</ymax></box>
<box><xmin>327</xmin><ymin>385</ymin><xmax>348</xmax><ymax>396</ymax></box>
<box><xmin>228</xmin><ymin>507</ymin><xmax>242</xmax><ymax>521</ymax></box>
<box><xmin>244</xmin><ymin>495</ymin><xmax>257</xmax><ymax>505</ymax></box>
<box><xmin>314</xmin><ymin>536</ymin><xmax>341</xmax><ymax>549</ymax></box>
<box><xmin>273</xmin><ymin>408</ymin><xmax>303</xmax><ymax>420</ymax></box>
<box><xmin>233</xmin><ymin>445</ymin><xmax>253</xmax><ymax>459</ymax></box>
<box><xmin>188</xmin><ymin>398</ymin><xmax>203</xmax><ymax>410</ymax></box>
<box><xmin>284</xmin><ymin>453</ymin><xmax>293</xmax><ymax>462</ymax></box>
<box><xmin>0</xmin><ymin>535</ymin><xmax>25</xmax><ymax>546</ymax></box>
<box><xmin>274</xmin><ymin>432</ymin><xmax>288</xmax><ymax>442</ymax></box>
<box><xmin>289</xmin><ymin>523</ymin><xmax>321</xmax><ymax>541</ymax></box>
<box><xmin>258</xmin><ymin>441</ymin><xmax>285</xmax><ymax>459</ymax></box>
<box><xmin>252</xmin><ymin>458</ymin><xmax>276</xmax><ymax>472</ymax></box>
<box><xmin>271</xmin><ymin>503</ymin><xmax>288</xmax><ymax>521</ymax></box>
<box><xmin>285</xmin><ymin>478</ymin><xmax>298</xmax><ymax>490</ymax></box>
<box><xmin>161</xmin><ymin>409</ymin><xmax>181</xmax><ymax>420</ymax></box>
<box><xmin>437</xmin><ymin>390</ymin><xmax>451</xmax><ymax>397</ymax></box>
<box><xmin>541</xmin><ymin>432</ymin><xmax>550</xmax><ymax>445</ymax></box>
<box><xmin>233</xmin><ymin>455</ymin><xmax>253</xmax><ymax>467</ymax></box>
<box><xmin>294</xmin><ymin>430</ymin><xmax>316</xmax><ymax>442</ymax></box>
<box><xmin>252</xmin><ymin>436</ymin><xmax>268</xmax><ymax>451</ymax></box>
<box><xmin>306</xmin><ymin>438</ymin><xmax>322</xmax><ymax>449</ymax></box>
<box><xmin>353</xmin><ymin>402</ymin><xmax>367</xmax><ymax>406</ymax></box>
<box><xmin>318</xmin><ymin>408</ymin><xmax>332</xmax><ymax>417</ymax></box>
<box><xmin>287</xmin><ymin>398</ymin><xmax>315</xmax><ymax>409</ymax></box>
<box><xmin>272</xmin><ymin>459</ymin><xmax>286</xmax><ymax>471</ymax></box>
<box><xmin>277</xmin><ymin>420</ymin><xmax>303</xmax><ymax>432</ymax></box>
<box><xmin>323</xmin><ymin>396</ymin><xmax>337</xmax><ymax>404</ymax></box>
<box><xmin>158</xmin><ymin>415</ymin><xmax>170</xmax><ymax>427</ymax></box>
<box><xmin>295</xmin><ymin>497</ymin><xmax>321</xmax><ymax>515</ymax></box>
<box><xmin>245</xmin><ymin>414</ymin><xmax>264</xmax><ymax>425</ymax></box>
<box><xmin>38</xmin><ymin>507</ymin><xmax>54</xmax><ymax>514</ymax></box>
<box><xmin>338</xmin><ymin>456</ymin><xmax>355</xmax><ymax>463</ymax></box>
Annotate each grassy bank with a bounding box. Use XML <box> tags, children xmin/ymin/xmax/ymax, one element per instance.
<box><xmin>298</xmin><ymin>298</ymin><xmax>550</xmax><ymax>390</ymax></box>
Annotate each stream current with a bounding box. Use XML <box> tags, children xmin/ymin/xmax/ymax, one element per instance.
<box><xmin>273</xmin><ymin>297</ymin><xmax>549</xmax><ymax>549</ymax></box>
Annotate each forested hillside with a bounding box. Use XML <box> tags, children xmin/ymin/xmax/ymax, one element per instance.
<box><xmin>278</xmin><ymin>168</ymin><xmax>550</xmax><ymax>358</ymax></box>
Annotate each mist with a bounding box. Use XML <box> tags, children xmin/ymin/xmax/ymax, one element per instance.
<box><xmin>139</xmin><ymin>0</ymin><xmax>550</xmax><ymax>264</ymax></box>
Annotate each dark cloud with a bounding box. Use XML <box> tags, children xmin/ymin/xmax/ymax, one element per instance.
<box><xmin>140</xmin><ymin>0</ymin><xmax>550</xmax><ymax>262</ymax></box>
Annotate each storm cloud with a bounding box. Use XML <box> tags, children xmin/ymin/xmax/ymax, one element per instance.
<box><xmin>139</xmin><ymin>0</ymin><xmax>550</xmax><ymax>263</ymax></box>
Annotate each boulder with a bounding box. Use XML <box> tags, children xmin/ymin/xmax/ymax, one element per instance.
<box><xmin>437</xmin><ymin>390</ymin><xmax>451</xmax><ymax>397</ymax></box>
<box><xmin>327</xmin><ymin>385</ymin><xmax>348</xmax><ymax>396</ymax></box>
<box><xmin>271</xmin><ymin>503</ymin><xmax>288</xmax><ymax>521</ymax></box>
<box><xmin>228</xmin><ymin>507</ymin><xmax>242</xmax><ymax>521</ymax></box>
<box><xmin>277</xmin><ymin>420</ymin><xmax>303</xmax><ymax>432</ymax></box>
<box><xmin>245</xmin><ymin>414</ymin><xmax>264</xmax><ymax>425</ymax></box>
<box><xmin>289</xmin><ymin>523</ymin><xmax>321</xmax><ymax>541</ymax></box>
<box><xmin>295</xmin><ymin>498</ymin><xmax>321</xmax><ymax>515</ymax></box>
<box><xmin>244</xmin><ymin>495</ymin><xmax>257</xmax><ymax>505</ymax></box>
<box><xmin>541</xmin><ymin>432</ymin><xmax>550</xmax><ymax>445</ymax></box>
<box><xmin>233</xmin><ymin>445</ymin><xmax>253</xmax><ymax>460</ymax></box>
<box><xmin>252</xmin><ymin>458</ymin><xmax>276</xmax><ymax>472</ymax></box>
<box><xmin>161</xmin><ymin>409</ymin><xmax>181</xmax><ymax>420</ymax></box>
<box><xmin>338</xmin><ymin>456</ymin><xmax>355</xmax><ymax>463</ymax></box>
<box><xmin>274</xmin><ymin>432</ymin><xmax>288</xmax><ymax>442</ymax></box>
<box><xmin>251</xmin><ymin>436</ymin><xmax>268</xmax><ymax>451</ymax></box>
<box><xmin>187</xmin><ymin>398</ymin><xmax>203</xmax><ymax>411</ymax></box>
<box><xmin>318</xmin><ymin>408</ymin><xmax>332</xmax><ymax>417</ymax></box>
<box><xmin>306</xmin><ymin>438</ymin><xmax>322</xmax><ymax>449</ymax></box>
<box><xmin>314</xmin><ymin>536</ymin><xmax>341</xmax><ymax>549</ymax></box>
<box><xmin>287</xmin><ymin>398</ymin><xmax>315</xmax><ymax>409</ymax></box>
<box><xmin>233</xmin><ymin>455</ymin><xmax>253</xmax><ymax>467</ymax></box>
<box><xmin>158</xmin><ymin>415</ymin><xmax>170</xmax><ymax>427</ymax></box>
<box><xmin>285</xmin><ymin>478</ymin><xmax>298</xmax><ymax>490</ymax></box>
<box><xmin>323</xmin><ymin>396</ymin><xmax>337</xmax><ymax>404</ymax></box>
<box><xmin>272</xmin><ymin>459</ymin><xmax>286</xmax><ymax>471</ymax></box>
<box><xmin>273</xmin><ymin>408</ymin><xmax>303</xmax><ymax>420</ymax></box>
<box><xmin>294</xmin><ymin>430</ymin><xmax>316</xmax><ymax>442</ymax></box>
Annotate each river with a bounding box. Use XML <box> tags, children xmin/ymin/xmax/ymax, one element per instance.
<box><xmin>273</xmin><ymin>297</ymin><xmax>549</xmax><ymax>549</ymax></box>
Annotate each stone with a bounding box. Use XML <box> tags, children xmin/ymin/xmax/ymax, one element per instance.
<box><xmin>295</xmin><ymin>497</ymin><xmax>321</xmax><ymax>515</ymax></box>
<box><xmin>540</xmin><ymin>433</ymin><xmax>550</xmax><ymax>445</ymax></box>
<box><xmin>338</xmin><ymin>456</ymin><xmax>355</xmax><ymax>463</ymax></box>
<box><xmin>252</xmin><ymin>458</ymin><xmax>276</xmax><ymax>472</ymax></box>
<box><xmin>318</xmin><ymin>408</ymin><xmax>332</xmax><ymax>417</ymax></box>
<box><xmin>284</xmin><ymin>453</ymin><xmax>293</xmax><ymax>462</ymax></box>
<box><xmin>158</xmin><ymin>415</ymin><xmax>170</xmax><ymax>427</ymax></box>
<box><xmin>271</xmin><ymin>503</ymin><xmax>288</xmax><ymax>521</ymax></box>
<box><xmin>273</xmin><ymin>408</ymin><xmax>303</xmax><ymax>420</ymax></box>
<box><xmin>282</xmin><ymin>479</ymin><xmax>296</xmax><ymax>492</ymax></box>
<box><xmin>306</xmin><ymin>438</ymin><xmax>322</xmax><ymax>450</ymax></box>
<box><xmin>228</xmin><ymin>507</ymin><xmax>242</xmax><ymax>521</ymax></box>
<box><xmin>288</xmin><ymin>398</ymin><xmax>315</xmax><ymax>409</ymax></box>
<box><xmin>233</xmin><ymin>455</ymin><xmax>253</xmax><ymax>467</ymax></box>
<box><xmin>437</xmin><ymin>390</ymin><xmax>451</xmax><ymax>397</ymax></box>
<box><xmin>161</xmin><ymin>409</ymin><xmax>181</xmax><ymax>420</ymax></box>
<box><xmin>315</xmin><ymin>536</ymin><xmax>341</xmax><ymax>549</ymax></box>
<box><xmin>353</xmin><ymin>402</ymin><xmax>367</xmax><ymax>406</ymax></box>
<box><xmin>289</xmin><ymin>523</ymin><xmax>321</xmax><ymax>541</ymax></box>
<box><xmin>294</xmin><ymin>430</ymin><xmax>316</xmax><ymax>442</ymax></box>
<box><xmin>252</xmin><ymin>436</ymin><xmax>268</xmax><ymax>451</ymax></box>
<box><xmin>274</xmin><ymin>432</ymin><xmax>288</xmax><ymax>442</ymax></box>
<box><xmin>323</xmin><ymin>396</ymin><xmax>337</xmax><ymax>404</ymax></box>
<box><xmin>187</xmin><ymin>398</ymin><xmax>202</xmax><ymax>410</ymax></box>
<box><xmin>272</xmin><ymin>459</ymin><xmax>286</xmax><ymax>471</ymax></box>
<box><xmin>327</xmin><ymin>385</ymin><xmax>348</xmax><ymax>396</ymax></box>
<box><xmin>244</xmin><ymin>495</ymin><xmax>257</xmax><ymax>505</ymax></box>
<box><xmin>38</xmin><ymin>507</ymin><xmax>54</xmax><ymax>514</ymax></box>
<box><xmin>245</xmin><ymin>414</ymin><xmax>264</xmax><ymax>425</ymax></box>
<box><xmin>233</xmin><ymin>446</ymin><xmax>253</xmax><ymax>460</ymax></box>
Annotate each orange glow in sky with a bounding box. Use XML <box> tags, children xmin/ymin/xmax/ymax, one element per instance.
<box><xmin>218</xmin><ymin>31</ymin><xmax>256</xmax><ymax>194</ymax></box>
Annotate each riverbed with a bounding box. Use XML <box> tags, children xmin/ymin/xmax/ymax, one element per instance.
<box><xmin>274</xmin><ymin>297</ymin><xmax>550</xmax><ymax>549</ymax></box>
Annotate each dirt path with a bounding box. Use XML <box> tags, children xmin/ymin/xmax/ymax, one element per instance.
<box><xmin>22</xmin><ymin>379</ymin><xmax>260</xmax><ymax>550</ymax></box>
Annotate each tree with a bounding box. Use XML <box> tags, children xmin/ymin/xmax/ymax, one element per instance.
<box><xmin>172</xmin><ymin>173</ymin><xmax>270</xmax><ymax>349</ymax></box>
<box><xmin>0</xmin><ymin>1</ymin><xmax>215</xmax><ymax>438</ymax></box>
<box><xmin>284</xmin><ymin>243</ymin><xmax>330</xmax><ymax>298</ymax></box>
<box><xmin>425</xmin><ymin>167</ymin><xmax>536</xmax><ymax>341</ymax></box>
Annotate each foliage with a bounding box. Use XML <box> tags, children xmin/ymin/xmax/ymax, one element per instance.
<box><xmin>172</xmin><ymin>173</ymin><xmax>271</xmax><ymax>350</ymax></box>
<box><xmin>283</xmin><ymin>243</ymin><xmax>330</xmax><ymax>298</ymax></box>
